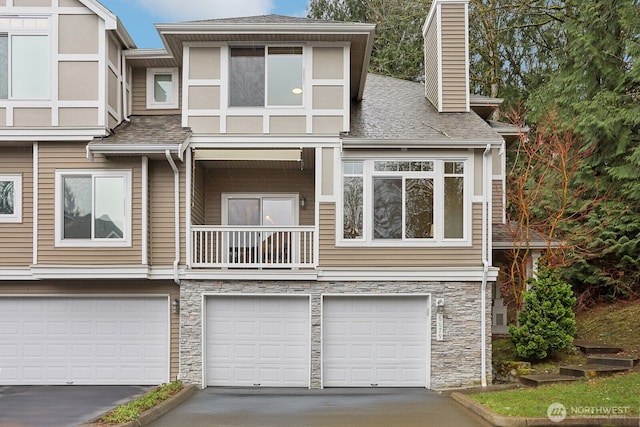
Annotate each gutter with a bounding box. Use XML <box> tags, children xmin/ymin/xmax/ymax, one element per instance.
<box><xmin>481</xmin><ymin>143</ymin><xmax>491</xmax><ymax>388</ymax></box>
<box><xmin>165</xmin><ymin>150</ymin><xmax>181</xmax><ymax>286</ymax></box>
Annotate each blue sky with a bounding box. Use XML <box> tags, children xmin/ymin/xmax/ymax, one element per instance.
<box><xmin>98</xmin><ymin>0</ymin><xmax>310</xmax><ymax>49</ymax></box>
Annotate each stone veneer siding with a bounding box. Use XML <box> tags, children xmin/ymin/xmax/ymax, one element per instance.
<box><xmin>179</xmin><ymin>280</ymin><xmax>492</xmax><ymax>389</ymax></box>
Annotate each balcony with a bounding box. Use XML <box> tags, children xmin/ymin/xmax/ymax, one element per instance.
<box><xmin>191</xmin><ymin>226</ymin><xmax>315</xmax><ymax>269</ymax></box>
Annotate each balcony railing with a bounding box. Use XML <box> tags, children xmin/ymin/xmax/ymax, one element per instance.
<box><xmin>191</xmin><ymin>226</ymin><xmax>316</xmax><ymax>268</ymax></box>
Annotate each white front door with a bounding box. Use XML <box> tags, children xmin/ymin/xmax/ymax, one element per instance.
<box><xmin>0</xmin><ymin>297</ymin><xmax>169</xmax><ymax>385</ymax></box>
<box><xmin>323</xmin><ymin>296</ymin><xmax>430</xmax><ymax>387</ymax></box>
<box><xmin>205</xmin><ymin>296</ymin><xmax>310</xmax><ymax>387</ymax></box>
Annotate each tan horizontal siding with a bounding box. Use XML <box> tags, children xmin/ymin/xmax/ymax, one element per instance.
<box><xmin>318</xmin><ymin>202</ymin><xmax>483</xmax><ymax>268</ymax></box>
<box><xmin>204</xmin><ymin>168</ymin><xmax>315</xmax><ymax>226</ymax></box>
<box><xmin>424</xmin><ymin>17</ymin><xmax>439</xmax><ymax>109</ymax></box>
<box><xmin>131</xmin><ymin>68</ymin><xmax>182</xmax><ymax>115</ymax></box>
<box><xmin>0</xmin><ymin>147</ymin><xmax>33</xmax><ymax>266</ymax></box>
<box><xmin>37</xmin><ymin>142</ymin><xmax>143</xmax><ymax>265</ymax></box>
<box><xmin>149</xmin><ymin>160</ymin><xmax>186</xmax><ymax>266</ymax></box>
<box><xmin>492</xmin><ymin>180</ymin><xmax>504</xmax><ymax>224</ymax></box>
<box><xmin>192</xmin><ymin>162</ymin><xmax>207</xmax><ymax>226</ymax></box>
<box><xmin>440</xmin><ymin>2</ymin><xmax>468</xmax><ymax>112</ymax></box>
<box><xmin>0</xmin><ymin>280</ymin><xmax>180</xmax><ymax>381</ymax></box>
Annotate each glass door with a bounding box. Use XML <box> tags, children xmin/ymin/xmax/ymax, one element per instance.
<box><xmin>224</xmin><ymin>195</ymin><xmax>297</xmax><ymax>265</ymax></box>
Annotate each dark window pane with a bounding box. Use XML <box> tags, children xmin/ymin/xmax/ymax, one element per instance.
<box><xmin>0</xmin><ymin>180</ymin><xmax>14</xmax><ymax>214</ymax></box>
<box><xmin>228</xmin><ymin>198</ymin><xmax>260</xmax><ymax>225</ymax></box>
<box><xmin>63</xmin><ymin>176</ymin><xmax>91</xmax><ymax>239</ymax></box>
<box><xmin>405</xmin><ymin>178</ymin><xmax>434</xmax><ymax>238</ymax></box>
<box><xmin>373</xmin><ymin>178</ymin><xmax>402</xmax><ymax>239</ymax></box>
<box><xmin>229</xmin><ymin>47</ymin><xmax>265</xmax><ymax>107</ymax></box>
<box><xmin>444</xmin><ymin>176</ymin><xmax>464</xmax><ymax>238</ymax></box>
<box><xmin>343</xmin><ymin>176</ymin><xmax>363</xmax><ymax>239</ymax></box>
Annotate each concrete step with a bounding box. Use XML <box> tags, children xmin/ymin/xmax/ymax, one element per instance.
<box><xmin>574</xmin><ymin>341</ymin><xmax>624</xmax><ymax>355</ymax></box>
<box><xmin>559</xmin><ymin>364</ymin><xmax>630</xmax><ymax>378</ymax></box>
<box><xmin>519</xmin><ymin>374</ymin><xmax>580</xmax><ymax>387</ymax></box>
<box><xmin>587</xmin><ymin>355</ymin><xmax>640</xmax><ymax>368</ymax></box>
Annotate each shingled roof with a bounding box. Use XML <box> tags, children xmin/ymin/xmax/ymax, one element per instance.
<box><xmin>346</xmin><ymin>74</ymin><xmax>503</xmax><ymax>146</ymax></box>
<box><xmin>88</xmin><ymin>115</ymin><xmax>191</xmax><ymax>158</ymax></box>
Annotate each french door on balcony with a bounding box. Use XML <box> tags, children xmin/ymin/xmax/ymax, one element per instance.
<box><xmin>223</xmin><ymin>194</ymin><xmax>298</xmax><ymax>265</ymax></box>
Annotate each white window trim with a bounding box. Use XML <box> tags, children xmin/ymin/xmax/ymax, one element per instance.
<box><xmin>54</xmin><ymin>170</ymin><xmax>132</xmax><ymax>248</ymax></box>
<box><xmin>146</xmin><ymin>67</ymin><xmax>179</xmax><ymax>109</ymax></box>
<box><xmin>338</xmin><ymin>157</ymin><xmax>472</xmax><ymax>247</ymax></box>
<box><xmin>0</xmin><ymin>17</ymin><xmax>52</xmax><ymax>101</ymax></box>
<box><xmin>228</xmin><ymin>44</ymin><xmax>306</xmax><ymax>109</ymax></box>
<box><xmin>0</xmin><ymin>174</ymin><xmax>22</xmax><ymax>223</ymax></box>
<box><xmin>221</xmin><ymin>193</ymin><xmax>300</xmax><ymax>226</ymax></box>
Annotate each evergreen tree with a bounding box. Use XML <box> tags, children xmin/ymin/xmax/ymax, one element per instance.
<box><xmin>509</xmin><ymin>268</ymin><xmax>576</xmax><ymax>360</ymax></box>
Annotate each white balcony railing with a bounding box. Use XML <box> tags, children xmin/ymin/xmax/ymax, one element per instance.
<box><xmin>191</xmin><ymin>226</ymin><xmax>316</xmax><ymax>268</ymax></box>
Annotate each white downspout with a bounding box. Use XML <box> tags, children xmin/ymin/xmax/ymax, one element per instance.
<box><xmin>166</xmin><ymin>150</ymin><xmax>180</xmax><ymax>285</ymax></box>
<box><xmin>481</xmin><ymin>144</ymin><xmax>491</xmax><ymax>388</ymax></box>
<box><xmin>142</xmin><ymin>156</ymin><xmax>149</xmax><ymax>266</ymax></box>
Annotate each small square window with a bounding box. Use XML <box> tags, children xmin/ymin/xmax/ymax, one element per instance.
<box><xmin>146</xmin><ymin>68</ymin><xmax>179</xmax><ymax>109</ymax></box>
<box><xmin>0</xmin><ymin>175</ymin><xmax>22</xmax><ymax>223</ymax></box>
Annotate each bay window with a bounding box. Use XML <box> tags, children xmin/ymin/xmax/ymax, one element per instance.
<box><xmin>55</xmin><ymin>171</ymin><xmax>132</xmax><ymax>247</ymax></box>
<box><xmin>342</xmin><ymin>159</ymin><xmax>468</xmax><ymax>244</ymax></box>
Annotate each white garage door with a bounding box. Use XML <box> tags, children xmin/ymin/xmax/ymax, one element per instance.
<box><xmin>206</xmin><ymin>296</ymin><xmax>310</xmax><ymax>387</ymax></box>
<box><xmin>0</xmin><ymin>297</ymin><xmax>169</xmax><ymax>385</ymax></box>
<box><xmin>323</xmin><ymin>296</ymin><xmax>429</xmax><ymax>387</ymax></box>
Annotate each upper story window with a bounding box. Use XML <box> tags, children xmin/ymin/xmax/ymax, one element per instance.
<box><xmin>146</xmin><ymin>67</ymin><xmax>179</xmax><ymax>109</ymax></box>
<box><xmin>229</xmin><ymin>46</ymin><xmax>303</xmax><ymax>107</ymax></box>
<box><xmin>0</xmin><ymin>175</ymin><xmax>22</xmax><ymax>223</ymax></box>
<box><xmin>55</xmin><ymin>170</ymin><xmax>132</xmax><ymax>247</ymax></box>
<box><xmin>0</xmin><ymin>17</ymin><xmax>50</xmax><ymax>100</ymax></box>
<box><xmin>342</xmin><ymin>159</ymin><xmax>468</xmax><ymax>245</ymax></box>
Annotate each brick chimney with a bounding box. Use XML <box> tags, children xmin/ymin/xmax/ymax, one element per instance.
<box><xmin>423</xmin><ymin>0</ymin><xmax>470</xmax><ymax>113</ymax></box>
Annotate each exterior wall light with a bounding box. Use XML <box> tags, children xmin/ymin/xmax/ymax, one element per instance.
<box><xmin>172</xmin><ymin>299</ymin><xmax>180</xmax><ymax>314</ymax></box>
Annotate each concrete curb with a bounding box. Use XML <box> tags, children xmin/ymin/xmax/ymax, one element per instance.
<box><xmin>451</xmin><ymin>392</ymin><xmax>639</xmax><ymax>427</ymax></box>
<box><xmin>81</xmin><ymin>384</ymin><xmax>198</xmax><ymax>427</ymax></box>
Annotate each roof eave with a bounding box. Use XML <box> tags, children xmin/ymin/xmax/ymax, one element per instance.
<box><xmin>341</xmin><ymin>138</ymin><xmax>504</xmax><ymax>149</ymax></box>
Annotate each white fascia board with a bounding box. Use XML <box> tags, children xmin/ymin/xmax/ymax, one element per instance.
<box><xmin>183</xmin><ymin>270</ymin><xmax>319</xmax><ymax>281</ymax></box>
<box><xmin>123</xmin><ymin>48</ymin><xmax>172</xmax><ymax>59</ymax></box>
<box><xmin>341</xmin><ymin>138</ymin><xmax>504</xmax><ymax>149</ymax></box>
<box><xmin>188</xmin><ymin>136</ymin><xmax>341</xmax><ymax>146</ymax></box>
<box><xmin>88</xmin><ymin>144</ymin><xmax>182</xmax><ymax>155</ymax></box>
<box><xmin>31</xmin><ymin>265</ymin><xmax>150</xmax><ymax>280</ymax></box>
<box><xmin>0</xmin><ymin>268</ymin><xmax>34</xmax><ymax>281</ymax></box>
<box><xmin>318</xmin><ymin>267</ymin><xmax>499</xmax><ymax>282</ymax></box>
<box><xmin>0</xmin><ymin>128</ymin><xmax>108</xmax><ymax>142</ymax></box>
<box><xmin>80</xmin><ymin>0</ymin><xmax>117</xmax><ymax>30</ymax></box>
<box><xmin>155</xmin><ymin>22</ymin><xmax>376</xmax><ymax>36</ymax></box>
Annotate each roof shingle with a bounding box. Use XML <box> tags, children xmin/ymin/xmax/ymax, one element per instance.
<box><xmin>348</xmin><ymin>74</ymin><xmax>503</xmax><ymax>143</ymax></box>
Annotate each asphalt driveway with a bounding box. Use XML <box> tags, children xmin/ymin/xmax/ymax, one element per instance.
<box><xmin>149</xmin><ymin>387</ymin><xmax>493</xmax><ymax>427</ymax></box>
<box><xmin>0</xmin><ymin>385</ymin><xmax>151</xmax><ymax>427</ymax></box>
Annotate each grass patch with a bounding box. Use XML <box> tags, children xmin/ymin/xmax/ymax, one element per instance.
<box><xmin>576</xmin><ymin>300</ymin><xmax>640</xmax><ymax>355</ymax></box>
<box><xmin>98</xmin><ymin>380</ymin><xmax>183</xmax><ymax>425</ymax></box>
<box><xmin>470</xmin><ymin>372</ymin><xmax>640</xmax><ymax>418</ymax></box>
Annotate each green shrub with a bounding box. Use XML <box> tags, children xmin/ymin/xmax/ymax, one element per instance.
<box><xmin>509</xmin><ymin>268</ymin><xmax>576</xmax><ymax>361</ymax></box>
<box><xmin>99</xmin><ymin>380</ymin><xmax>183</xmax><ymax>424</ymax></box>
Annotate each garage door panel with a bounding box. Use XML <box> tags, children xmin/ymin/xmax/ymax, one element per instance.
<box><xmin>323</xmin><ymin>296</ymin><xmax>429</xmax><ymax>387</ymax></box>
<box><xmin>0</xmin><ymin>297</ymin><xmax>169</xmax><ymax>385</ymax></box>
<box><xmin>206</xmin><ymin>296</ymin><xmax>310</xmax><ymax>387</ymax></box>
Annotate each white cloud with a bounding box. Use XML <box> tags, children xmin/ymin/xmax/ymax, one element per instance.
<box><xmin>137</xmin><ymin>0</ymin><xmax>275</xmax><ymax>21</ymax></box>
